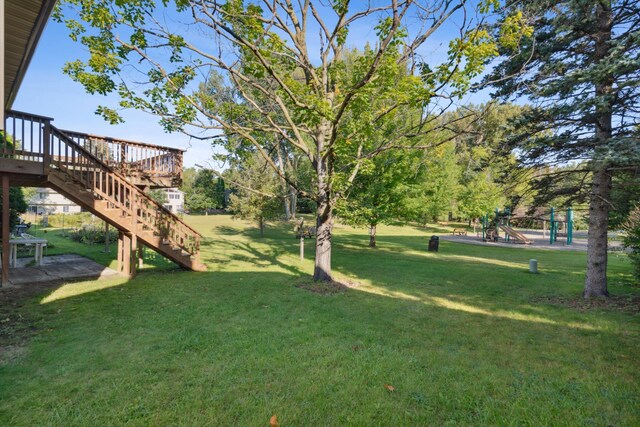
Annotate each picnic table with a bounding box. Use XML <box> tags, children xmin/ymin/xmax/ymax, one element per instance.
<box><xmin>8</xmin><ymin>236</ymin><xmax>48</xmax><ymax>268</ymax></box>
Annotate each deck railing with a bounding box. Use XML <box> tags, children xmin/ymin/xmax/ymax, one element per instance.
<box><xmin>4</xmin><ymin>110</ymin><xmax>183</xmax><ymax>185</ymax></box>
<box><xmin>3</xmin><ymin>110</ymin><xmax>200</xmax><ymax>257</ymax></box>
<box><xmin>1</xmin><ymin>110</ymin><xmax>52</xmax><ymax>162</ymax></box>
<box><xmin>62</xmin><ymin>130</ymin><xmax>184</xmax><ymax>183</ymax></box>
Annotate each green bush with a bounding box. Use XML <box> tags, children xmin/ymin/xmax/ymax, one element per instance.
<box><xmin>66</xmin><ymin>224</ymin><xmax>118</xmax><ymax>245</ymax></box>
<box><xmin>45</xmin><ymin>212</ymin><xmax>96</xmax><ymax>228</ymax></box>
<box><xmin>622</xmin><ymin>204</ymin><xmax>640</xmax><ymax>282</ymax></box>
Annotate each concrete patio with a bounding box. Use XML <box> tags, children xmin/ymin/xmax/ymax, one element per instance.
<box><xmin>0</xmin><ymin>254</ymin><xmax>118</xmax><ymax>287</ymax></box>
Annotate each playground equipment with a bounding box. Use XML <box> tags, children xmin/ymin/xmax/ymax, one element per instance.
<box><xmin>481</xmin><ymin>206</ymin><xmax>574</xmax><ymax>245</ymax></box>
<box><xmin>547</xmin><ymin>207</ymin><xmax>574</xmax><ymax>245</ymax></box>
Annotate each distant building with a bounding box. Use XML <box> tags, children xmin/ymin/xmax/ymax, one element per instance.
<box><xmin>160</xmin><ymin>188</ymin><xmax>185</xmax><ymax>213</ymax></box>
<box><xmin>28</xmin><ymin>188</ymin><xmax>82</xmax><ymax>215</ymax></box>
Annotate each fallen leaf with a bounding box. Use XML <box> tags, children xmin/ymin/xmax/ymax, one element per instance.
<box><xmin>384</xmin><ymin>384</ymin><xmax>395</xmax><ymax>392</ymax></box>
<box><xmin>270</xmin><ymin>415</ymin><xmax>279</xmax><ymax>426</ymax></box>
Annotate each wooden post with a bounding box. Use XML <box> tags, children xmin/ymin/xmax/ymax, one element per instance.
<box><xmin>103</xmin><ymin>222</ymin><xmax>110</xmax><ymax>253</ymax></box>
<box><xmin>43</xmin><ymin>119</ymin><xmax>51</xmax><ymax>172</ymax></box>
<box><xmin>2</xmin><ymin>175</ymin><xmax>10</xmax><ymax>287</ymax></box>
<box><xmin>298</xmin><ymin>218</ymin><xmax>304</xmax><ymax>261</ymax></box>
<box><xmin>117</xmin><ymin>232</ymin><xmax>134</xmax><ymax>278</ymax></box>
<box><xmin>130</xmin><ymin>234</ymin><xmax>137</xmax><ymax>279</ymax></box>
<box><xmin>137</xmin><ymin>245</ymin><xmax>144</xmax><ymax>269</ymax></box>
<box><xmin>117</xmin><ymin>231</ymin><xmax>124</xmax><ymax>274</ymax></box>
<box><xmin>300</xmin><ymin>236</ymin><xmax>304</xmax><ymax>261</ymax></box>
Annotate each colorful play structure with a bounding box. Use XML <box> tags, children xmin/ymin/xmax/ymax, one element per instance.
<box><xmin>481</xmin><ymin>207</ymin><xmax>574</xmax><ymax>245</ymax></box>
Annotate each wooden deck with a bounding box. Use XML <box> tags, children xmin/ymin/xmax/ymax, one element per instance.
<box><xmin>1</xmin><ymin>110</ymin><xmax>203</xmax><ymax>286</ymax></box>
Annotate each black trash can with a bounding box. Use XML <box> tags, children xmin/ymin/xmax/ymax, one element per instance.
<box><xmin>428</xmin><ymin>235</ymin><xmax>439</xmax><ymax>252</ymax></box>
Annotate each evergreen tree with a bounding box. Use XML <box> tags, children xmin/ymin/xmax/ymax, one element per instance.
<box><xmin>487</xmin><ymin>0</ymin><xmax>640</xmax><ymax>297</ymax></box>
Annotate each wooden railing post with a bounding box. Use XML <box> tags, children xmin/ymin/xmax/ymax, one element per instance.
<box><xmin>119</xmin><ymin>138</ymin><xmax>126</xmax><ymax>167</ymax></box>
<box><xmin>43</xmin><ymin>119</ymin><xmax>51</xmax><ymax>172</ymax></box>
<box><xmin>1</xmin><ymin>175</ymin><xmax>10</xmax><ymax>287</ymax></box>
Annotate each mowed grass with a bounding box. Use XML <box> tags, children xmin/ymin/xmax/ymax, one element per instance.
<box><xmin>1</xmin><ymin>215</ymin><xmax>638</xmax><ymax>426</ymax></box>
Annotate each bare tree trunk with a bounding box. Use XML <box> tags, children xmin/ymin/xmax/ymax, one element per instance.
<box><xmin>276</xmin><ymin>141</ymin><xmax>292</xmax><ymax>220</ymax></box>
<box><xmin>314</xmin><ymin>198</ymin><xmax>332</xmax><ymax>281</ymax></box>
<box><xmin>289</xmin><ymin>186</ymin><xmax>297</xmax><ymax>219</ymax></box>
<box><xmin>369</xmin><ymin>223</ymin><xmax>377</xmax><ymax>248</ymax></box>
<box><xmin>283</xmin><ymin>195</ymin><xmax>292</xmax><ymax>220</ymax></box>
<box><xmin>585</xmin><ymin>2</ymin><xmax>613</xmax><ymax>298</ymax></box>
<box><xmin>313</xmin><ymin>121</ymin><xmax>333</xmax><ymax>282</ymax></box>
<box><xmin>259</xmin><ymin>217</ymin><xmax>265</xmax><ymax>238</ymax></box>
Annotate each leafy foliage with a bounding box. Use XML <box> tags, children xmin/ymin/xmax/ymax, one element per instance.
<box><xmin>56</xmin><ymin>1</ymin><xmax>507</xmax><ymax>280</ymax></box>
<box><xmin>622</xmin><ymin>204</ymin><xmax>640</xmax><ymax>283</ymax></box>
<box><xmin>228</xmin><ymin>154</ymin><xmax>282</xmax><ymax>237</ymax></box>
<box><xmin>0</xmin><ymin>187</ymin><xmax>28</xmax><ymax>231</ymax></box>
<box><xmin>182</xmin><ymin>168</ymin><xmax>226</xmax><ymax>213</ymax></box>
<box><xmin>147</xmin><ymin>189</ymin><xmax>168</xmax><ymax>206</ymax></box>
<box><xmin>66</xmin><ymin>224</ymin><xmax>118</xmax><ymax>245</ymax></box>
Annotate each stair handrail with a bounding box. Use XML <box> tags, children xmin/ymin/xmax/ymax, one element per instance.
<box><xmin>60</xmin><ymin>129</ymin><xmax>186</xmax><ymax>153</ymax></box>
<box><xmin>5</xmin><ymin>110</ymin><xmax>200</xmax><ymax>241</ymax></box>
<box><xmin>49</xmin><ymin>125</ymin><xmax>201</xmax><ymax>239</ymax></box>
<box><xmin>49</xmin><ymin>126</ymin><xmax>202</xmax><ymax>255</ymax></box>
<box><xmin>5</xmin><ymin>109</ymin><xmax>201</xmax><ymax>259</ymax></box>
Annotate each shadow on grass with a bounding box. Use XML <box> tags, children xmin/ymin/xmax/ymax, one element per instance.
<box><xmin>13</xmin><ymin>223</ymin><xmax>633</xmax><ymax>342</ymax></box>
<box><xmin>200</xmin><ymin>237</ymin><xmax>305</xmax><ymax>277</ymax></box>
<box><xmin>4</xmin><ymin>268</ymin><xmax>637</xmax><ymax>425</ymax></box>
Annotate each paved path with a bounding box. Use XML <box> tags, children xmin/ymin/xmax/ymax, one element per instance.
<box><xmin>2</xmin><ymin>254</ymin><xmax>118</xmax><ymax>286</ymax></box>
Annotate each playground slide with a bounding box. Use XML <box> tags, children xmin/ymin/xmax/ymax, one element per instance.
<box><xmin>498</xmin><ymin>225</ymin><xmax>532</xmax><ymax>245</ymax></box>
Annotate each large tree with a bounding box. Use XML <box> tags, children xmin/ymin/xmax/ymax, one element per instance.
<box><xmin>58</xmin><ymin>0</ymin><xmax>503</xmax><ymax>281</ymax></box>
<box><xmin>487</xmin><ymin>0</ymin><xmax>640</xmax><ymax>297</ymax></box>
<box><xmin>227</xmin><ymin>153</ymin><xmax>282</xmax><ymax>237</ymax></box>
<box><xmin>406</xmin><ymin>140</ymin><xmax>461</xmax><ymax>224</ymax></box>
<box><xmin>337</xmin><ymin>150</ymin><xmax>419</xmax><ymax>247</ymax></box>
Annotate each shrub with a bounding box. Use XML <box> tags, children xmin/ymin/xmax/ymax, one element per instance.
<box><xmin>67</xmin><ymin>224</ymin><xmax>118</xmax><ymax>245</ymax></box>
<box><xmin>45</xmin><ymin>212</ymin><xmax>95</xmax><ymax>228</ymax></box>
<box><xmin>622</xmin><ymin>204</ymin><xmax>640</xmax><ymax>282</ymax></box>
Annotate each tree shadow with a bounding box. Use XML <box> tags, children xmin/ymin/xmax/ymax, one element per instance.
<box><xmin>200</xmin><ymin>236</ymin><xmax>305</xmax><ymax>277</ymax></box>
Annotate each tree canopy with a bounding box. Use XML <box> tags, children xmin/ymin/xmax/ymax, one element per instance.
<box><xmin>57</xmin><ymin>0</ymin><xmax>506</xmax><ymax>281</ymax></box>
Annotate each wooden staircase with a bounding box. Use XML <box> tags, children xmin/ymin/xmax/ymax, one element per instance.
<box><xmin>2</xmin><ymin>110</ymin><xmax>205</xmax><ymax>276</ymax></box>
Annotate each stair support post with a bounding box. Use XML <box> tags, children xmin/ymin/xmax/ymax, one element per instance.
<box><xmin>117</xmin><ymin>231</ymin><xmax>137</xmax><ymax>279</ymax></box>
<box><xmin>137</xmin><ymin>245</ymin><xmax>144</xmax><ymax>269</ymax></box>
<box><xmin>130</xmin><ymin>234</ymin><xmax>138</xmax><ymax>279</ymax></box>
<box><xmin>1</xmin><ymin>175</ymin><xmax>10</xmax><ymax>287</ymax></box>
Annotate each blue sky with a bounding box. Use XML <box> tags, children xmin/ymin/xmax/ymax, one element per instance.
<box><xmin>13</xmin><ymin>3</ymin><xmax>492</xmax><ymax>168</ymax></box>
<box><xmin>13</xmin><ymin>17</ymin><xmax>218</xmax><ymax>168</ymax></box>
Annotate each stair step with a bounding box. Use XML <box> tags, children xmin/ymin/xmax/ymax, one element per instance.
<box><xmin>46</xmin><ymin>147</ymin><xmax>202</xmax><ymax>272</ymax></box>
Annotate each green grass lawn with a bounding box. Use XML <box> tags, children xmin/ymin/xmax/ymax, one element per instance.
<box><xmin>23</xmin><ymin>226</ymin><xmax>177</xmax><ymax>271</ymax></box>
<box><xmin>1</xmin><ymin>215</ymin><xmax>638</xmax><ymax>425</ymax></box>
